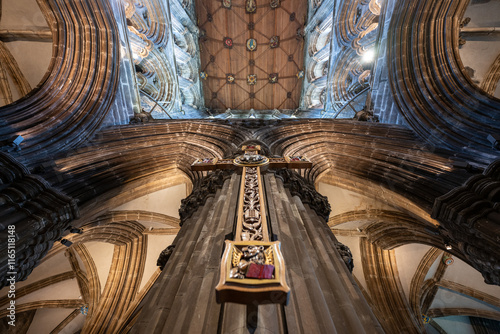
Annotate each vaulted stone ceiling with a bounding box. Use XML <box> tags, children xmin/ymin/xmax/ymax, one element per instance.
<box><xmin>196</xmin><ymin>0</ymin><xmax>306</xmax><ymax>111</ymax></box>
<box><xmin>1</xmin><ymin>0</ymin><xmax>500</xmax><ymax>333</ymax></box>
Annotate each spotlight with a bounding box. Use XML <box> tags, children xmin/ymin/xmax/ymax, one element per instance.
<box><xmin>12</xmin><ymin>135</ymin><xmax>23</xmax><ymax>146</ymax></box>
<box><xmin>487</xmin><ymin>134</ymin><xmax>500</xmax><ymax>149</ymax></box>
<box><xmin>452</xmin><ymin>160</ymin><xmax>470</xmax><ymax>169</ymax></box>
<box><xmin>69</xmin><ymin>228</ymin><xmax>83</xmax><ymax>234</ymax></box>
<box><xmin>1</xmin><ymin>135</ymin><xmax>24</xmax><ymax>152</ymax></box>
<box><xmin>362</xmin><ymin>49</ymin><xmax>375</xmax><ymax>63</ymax></box>
<box><xmin>445</xmin><ymin>244</ymin><xmax>452</xmax><ymax>250</ymax></box>
<box><xmin>61</xmin><ymin>239</ymin><xmax>73</xmax><ymax>247</ymax></box>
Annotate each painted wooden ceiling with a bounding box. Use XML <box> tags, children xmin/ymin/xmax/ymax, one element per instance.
<box><xmin>196</xmin><ymin>0</ymin><xmax>306</xmax><ymax>111</ymax></box>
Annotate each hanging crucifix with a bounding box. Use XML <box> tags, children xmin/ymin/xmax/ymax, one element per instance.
<box><xmin>191</xmin><ymin>145</ymin><xmax>312</xmax><ymax>305</ymax></box>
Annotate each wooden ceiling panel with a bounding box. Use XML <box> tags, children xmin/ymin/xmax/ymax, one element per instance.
<box><xmin>197</xmin><ymin>0</ymin><xmax>306</xmax><ymax>111</ymax></box>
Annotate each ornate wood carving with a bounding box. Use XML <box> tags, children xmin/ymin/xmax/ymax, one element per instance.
<box><xmin>190</xmin><ymin>145</ymin><xmax>317</xmax><ymax>304</ymax></box>
<box><xmin>196</xmin><ymin>0</ymin><xmax>306</xmax><ymax>110</ymax></box>
<box><xmin>240</xmin><ymin>167</ymin><xmax>265</xmax><ymax>241</ymax></box>
<box><xmin>217</xmin><ymin>240</ymin><xmax>288</xmax><ymax>304</ymax></box>
<box><xmin>246</xmin><ymin>0</ymin><xmax>257</xmax><ymax>13</ymax></box>
<box><xmin>213</xmin><ymin>145</ymin><xmax>290</xmax><ymax>304</ymax></box>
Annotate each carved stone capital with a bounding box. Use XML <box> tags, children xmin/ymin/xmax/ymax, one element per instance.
<box><xmin>179</xmin><ymin>169</ymin><xmax>234</xmax><ymax>225</ymax></box>
<box><xmin>273</xmin><ymin>168</ymin><xmax>331</xmax><ymax>221</ymax></box>
<box><xmin>432</xmin><ymin>159</ymin><xmax>500</xmax><ymax>285</ymax></box>
<box><xmin>0</xmin><ymin>152</ymin><xmax>79</xmax><ymax>287</ymax></box>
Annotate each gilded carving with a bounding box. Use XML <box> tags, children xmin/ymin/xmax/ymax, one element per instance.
<box><xmin>269</xmin><ymin>73</ymin><xmax>278</xmax><ymax>83</ymax></box>
<box><xmin>246</xmin><ymin>0</ymin><xmax>256</xmax><ymax>13</ymax></box>
<box><xmin>226</xmin><ymin>73</ymin><xmax>235</xmax><ymax>83</ymax></box>
<box><xmin>194</xmin><ymin>146</ymin><xmax>312</xmax><ymax>304</ymax></box>
<box><xmin>270</xmin><ymin>36</ymin><xmax>279</xmax><ymax>48</ymax></box>
<box><xmin>241</xmin><ymin>167</ymin><xmax>264</xmax><ymax>241</ymax></box>
<box><xmin>270</xmin><ymin>0</ymin><xmax>280</xmax><ymax>9</ymax></box>
<box><xmin>229</xmin><ymin>245</ymin><xmax>274</xmax><ymax>279</ymax></box>
<box><xmin>246</xmin><ymin>38</ymin><xmax>257</xmax><ymax>51</ymax></box>
<box><xmin>247</xmin><ymin>74</ymin><xmax>257</xmax><ymax>85</ymax></box>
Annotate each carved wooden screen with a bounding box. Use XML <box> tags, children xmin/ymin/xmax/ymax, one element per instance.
<box><xmin>196</xmin><ymin>0</ymin><xmax>306</xmax><ymax>110</ymax></box>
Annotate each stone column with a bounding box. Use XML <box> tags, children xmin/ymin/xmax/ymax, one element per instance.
<box><xmin>264</xmin><ymin>173</ymin><xmax>383</xmax><ymax>333</ymax></box>
<box><xmin>131</xmin><ymin>173</ymin><xmax>241</xmax><ymax>333</ymax></box>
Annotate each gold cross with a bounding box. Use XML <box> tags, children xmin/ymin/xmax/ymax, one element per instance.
<box><xmin>191</xmin><ymin>145</ymin><xmax>312</xmax><ymax>305</ymax></box>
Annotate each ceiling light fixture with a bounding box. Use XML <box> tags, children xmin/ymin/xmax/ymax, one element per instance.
<box><xmin>362</xmin><ymin>49</ymin><xmax>375</xmax><ymax>63</ymax></box>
